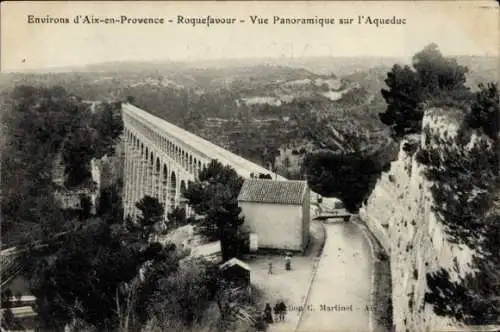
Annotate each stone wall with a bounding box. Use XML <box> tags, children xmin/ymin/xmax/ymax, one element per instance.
<box><xmin>359</xmin><ymin>109</ymin><xmax>476</xmax><ymax>332</ymax></box>
<box><xmin>97</xmin><ymin>138</ymin><xmax>125</xmax><ymax>189</ymax></box>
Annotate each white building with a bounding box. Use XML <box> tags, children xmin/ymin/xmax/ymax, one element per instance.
<box><xmin>190</xmin><ymin>241</ymin><xmax>222</xmax><ymax>262</ymax></box>
<box><xmin>237</xmin><ymin>179</ymin><xmax>310</xmax><ymax>252</ymax></box>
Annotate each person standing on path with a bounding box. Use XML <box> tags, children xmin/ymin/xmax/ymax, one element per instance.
<box><xmin>273</xmin><ymin>303</ymin><xmax>280</xmax><ymax>321</ymax></box>
<box><xmin>268</xmin><ymin>257</ymin><xmax>273</xmax><ymax>275</ymax></box>
<box><xmin>285</xmin><ymin>253</ymin><xmax>292</xmax><ymax>271</ymax></box>
<box><xmin>264</xmin><ymin>303</ymin><xmax>274</xmax><ymax>324</ymax></box>
<box><xmin>278</xmin><ymin>301</ymin><xmax>287</xmax><ymax>321</ymax></box>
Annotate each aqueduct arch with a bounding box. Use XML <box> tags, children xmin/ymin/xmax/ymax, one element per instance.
<box><xmin>180</xmin><ymin>180</ymin><xmax>187</xmax><ymax>211</ymax></box>
<box><xmin>169</xmin><ymin>172</ymin><xmax>177</xmax><ymax>211</ymax></box>
<box><xmin>121</xmin><ymin>102</ymin><xmax>286</xmax><ymax>220</ymax></box>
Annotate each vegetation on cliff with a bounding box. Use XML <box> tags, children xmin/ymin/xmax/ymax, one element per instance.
<box><xmin>415</xmin><ymin>81</ymin><xmax>499</xmax><ymax>324</ymax></box>
<box><xmin>466</xmin><ymin>82</ymin><xmax>499</xmax><ymax>141</ymax></box>
<box><xmin>420</xmin><ymin>134</ymin><xmax>499</xmax><ymax>324</ymax></box>
<box><xmin>357</xmin><ymin>43</ymin><xmax>500</xmax><ymax>326</ymax></box>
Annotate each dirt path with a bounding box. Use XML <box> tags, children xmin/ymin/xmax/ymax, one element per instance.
<box><xmin>297</xmin><ymin>221</ymin><xmax>373</xmax><ymax>332</ymax></box>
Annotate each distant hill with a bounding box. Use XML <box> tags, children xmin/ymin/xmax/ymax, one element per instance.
<box><xmin>277</xmin><ymin>56</ymin><xmax>409</xmax><ymax>76</ymax></box>
<box><xmin>342</xmin><ymin>67</ymin><xmax>389</xmax><ymax>96</ymax></box>
<box><xmin>8</xmin><ymin>54</ymin><xmax>496</xmax><ymax>87</ymax></box>
<box><xmin>456</xmin><ymin>55</ymin><xmax>499</xmax><ymax>89</ymax></box>
<box><xmin>12</xmin><ymin>56</ymin><xmax>408</xmax><ymax>78</ymax></box>
<box><xmin>179</xmin><ymin>65</ymin><xmax>318</xmax><ymax>90</ymax></box>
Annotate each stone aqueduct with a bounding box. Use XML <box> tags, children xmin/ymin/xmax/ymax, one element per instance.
<box><xmin>121</xmin><ymin>103</ymin><xmax>285</xmax><ymax>219</ymax></box>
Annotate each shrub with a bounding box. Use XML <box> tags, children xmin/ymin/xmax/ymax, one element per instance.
<box><xmin>143</xmin><ymin>259</ymin><xmax>217</xmax><ymax>328</ymax></box>
<box><xmin>402</xmin><ymin>141</ymin><xmax>419</xmax><ymax>155</ymax></box>
<box><xmin>381</xmin><ymin>162</ymin><xmax>391</xmax><ymax>172</ymax></box>
<box><xmin>408</xmin><ymin>293</ymin><xmax>414</xmax><ymax>311</ymax></box>
<box><xmin>376</xmin><ymin>251</ymin><xmax>388</xmax><ymax>261</ymax></box>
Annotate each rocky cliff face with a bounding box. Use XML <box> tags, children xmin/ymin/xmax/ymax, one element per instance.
<box><xmin>360</xmin><ymin>109</ymin><xmax>477</xmax><ymax>332</ymax></box>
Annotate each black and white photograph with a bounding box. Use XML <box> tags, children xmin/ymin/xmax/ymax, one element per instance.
<box><xmin>0</xmin><ymin>1</ymin><xmax>498</xmax><ymax>331</ymax></box>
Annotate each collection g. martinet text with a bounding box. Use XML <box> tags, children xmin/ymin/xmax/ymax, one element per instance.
<box><xmin>27</xmin><ymin>15</ymin><xmax>407</xmax><ymax>27</ymax></box>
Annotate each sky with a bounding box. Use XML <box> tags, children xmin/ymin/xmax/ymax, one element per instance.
<box><xmin>1</xmin><ymin>1</ymin><xmax>498</xmax><ymax>72</ymax></box>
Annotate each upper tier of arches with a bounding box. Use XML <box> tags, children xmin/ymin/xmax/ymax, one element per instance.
<box><xmin>122</xmin><ymin>102</ymin><xmax>287</xmax><ymax>181</ymax></box>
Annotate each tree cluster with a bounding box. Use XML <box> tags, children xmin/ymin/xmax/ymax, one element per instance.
<box><xmin>18</xmin><ymin>187</ymin><xmax>251</xmax><ymax>331</ymax></box>
<box><xmin>97</xmin><ymin>183</ymin><xmax>125</xmax><ymax>224</ymax></box>
<box><xmin>129</xmin><ymin>196</ymin><xmax>166</xmax><ymax>241</ymax></box>
<box><xmin>183</xmin><ymin>160</ymin><xmax>245</xmax><ymax>262</ymax></box>
<box><xmin>63</xmin><ymin>101</ymin><xmax>124</xmax><ymax>187</ymax></box>
<box><xmin>20</xmin><ymin>217</ymin><xmax>175</xmax><ymax>331</ymax></box>
<box><xmin>1</xmin><ymin>86</ymin><xmax>124</xmax><ymax>246</ymax></box>
<box><xmin>1</xmin><ymin>86</ymin><xmax>87</xmax><ymax>244</ymax></box>
<box><xmin>379</xmin><ymin>43</ymin><xmax>471</xmax><ymax>137</ymax></box>
<box><xmin>302</xmin><ymin>150</ymin><xmax>387</xmax><ymax>213</ymax></box>
<box><xmin>138</xmin><ymin>258</ymin><xmax>218</xmax><ymax>329</ymax></box>
<box><xmin>18</xmin><ymin>169</ymin><xmax>220</xmax><ymax>331</ymax></box>
<box><xmin>166</xmin><ymin>206</ymin><xmax>188</xmax><ymax>229</ymax></box>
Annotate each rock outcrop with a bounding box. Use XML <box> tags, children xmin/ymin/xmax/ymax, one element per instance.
<box><xmin>360</xmin><ymin>109</ymin><xmax>478</xmax><ymax>332</ymax></box>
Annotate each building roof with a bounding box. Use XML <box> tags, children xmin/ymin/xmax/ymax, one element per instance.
<box><xmin>190</xmin><ymin>241</ymin><xmax>221</xmax><ymax>258</ymax></box>
<box><xmin>237</xmin><ymin>179</ymin><xmax>308</xmax><ymax>205</ymax></box>
<box><xmin>219</xmin><ymin>257</ymin><xmax>251</xmax><ymax>271</ymax></box>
